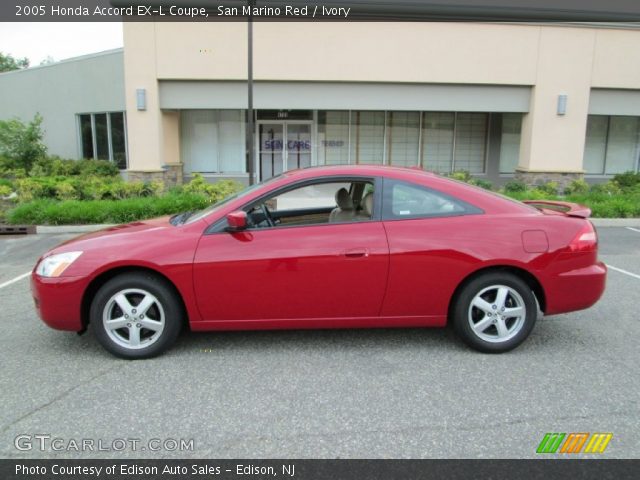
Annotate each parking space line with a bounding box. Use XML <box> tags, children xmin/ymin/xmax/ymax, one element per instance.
<box><xmin>0</xmin><ymin>271</ymin><xmax>31</xmax><ymax>289</ymax></box>
<box><xmin>606</xmin><ymin>264</ymin><xmax>640</xmax><ymax>280</ymax></box>
<box><xmin>626</xmin><ymin>227</ymin><xmax>640</xmax><ymax>233</ymax></box>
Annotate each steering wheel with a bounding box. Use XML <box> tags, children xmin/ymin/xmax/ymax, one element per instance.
<box><xmin>260</xmin><ymin>204</ymin><xmax>275</xmax><ymax>227</ymax></box>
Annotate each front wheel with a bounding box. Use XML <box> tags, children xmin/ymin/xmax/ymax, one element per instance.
<box><xmin>91</xmin><ymin>272</ymin><xmax>183</xmax><ymax>359</ymax></box>
<box><xmin>452</xmin><ymin>272</ymin><xmax>537</xmax><ymax>353</ymax></box>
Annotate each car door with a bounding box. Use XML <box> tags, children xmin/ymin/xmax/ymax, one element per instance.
<box><xmin>379</xmin><ymin>177</ymin><xmax>484</xmax><ymax>321</ymax></box>
<box><xmin>192</xmin><ymin>177</ymin><xmax>389</xmax><ymax>322</ymax></box>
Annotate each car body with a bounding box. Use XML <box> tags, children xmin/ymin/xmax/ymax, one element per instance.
<box><xmin>31</xmin><ymin>165</ymin><xmax>606</xmax><ymax>358</ymax></box>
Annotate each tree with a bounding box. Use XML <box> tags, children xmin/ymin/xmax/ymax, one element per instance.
<box><xmin>0</xmin><ymin>52</ymin><xmax>29</xmax><ymax>73</ymax></box>
<box><xmin>0</xmin><ymin>115</ymin><xmax>47</xmax><ymax>171</ymax></box>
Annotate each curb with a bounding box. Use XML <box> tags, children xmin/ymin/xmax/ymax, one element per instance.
<box><xmin>36</xmin><ymin>224</ymin><xmax>115</xmax><ymax>234</ymax></box>
<box><xmin>590</xmin><ymin>219</ymin><xmax>640</xmax><ymax>227</ymax></box>
<box><xmin>30</xmin><ymin>218</ymin><xmax>640</xmax><ymax>234</ymax></box>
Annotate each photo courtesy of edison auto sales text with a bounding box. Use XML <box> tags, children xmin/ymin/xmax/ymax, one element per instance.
<box><xmin>15</xmin><ymin>463</ymin><xmax>295</xmax><ymax>476</ymax></box>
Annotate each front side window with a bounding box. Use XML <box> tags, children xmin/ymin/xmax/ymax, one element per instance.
<box><xmin>246</xmin><ymin>179</ymin><xmax>376</xmax><ymax>229</ymax></box>
<box><xmin>383</xmin><ymin>179</ymin><xmax>480</xmax><ymax>220</ymax></box>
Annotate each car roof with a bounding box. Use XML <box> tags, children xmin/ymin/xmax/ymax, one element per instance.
<box><xmin>283</xmin><ymin>164</ymin><xmax>435</xmax><ymax>179</ymax></box>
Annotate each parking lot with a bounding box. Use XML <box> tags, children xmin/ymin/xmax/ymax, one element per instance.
<box><xmin>0</xmin><ymin>226</ymin><xmax>639</xmax><ymax>459</ymax></box>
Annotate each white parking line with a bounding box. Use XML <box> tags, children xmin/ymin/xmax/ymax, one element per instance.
<box><xmin>626</xmin><ymin>227</ymin><xmax>640</xmax><ymax>233</ymax></box>
<box><xmin>0</xmin><ymin>271</ymin><xmax>31</xmax><ymax>289</ymax></box>
<box><xmin>607</xmin><ymin>264</ymin><xmax>640</xmax><ymax>280</ymax></box>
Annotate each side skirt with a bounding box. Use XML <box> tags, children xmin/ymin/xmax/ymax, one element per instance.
<box><xmin>189</xmin><ymin>315</ymin><xmax>447</xmax><ymax>331</ymax></box>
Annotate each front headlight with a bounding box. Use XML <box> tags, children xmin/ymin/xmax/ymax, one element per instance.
<box><xmin>35</xmin><ymin>251</ymin><xmax>83</xmax><ymax>277</ymax></box>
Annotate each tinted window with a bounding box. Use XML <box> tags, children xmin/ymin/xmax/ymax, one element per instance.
<box><xmin>383</xmin><ymin>179</ymin><xmax>479</xmax><ymax>219</ymax></box>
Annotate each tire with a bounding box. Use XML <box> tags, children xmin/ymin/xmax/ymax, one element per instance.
<box><xmin>91</xmin><ymin>272</ymin><xmax>183</xmax><ymax>359</ymax></box>
<box><xmin>452</xmin><ymin>272</ymin><xmax>537</xmax><ymax>353</ymax></box>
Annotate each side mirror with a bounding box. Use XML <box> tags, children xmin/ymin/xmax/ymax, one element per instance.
<box><xmin>226</xmin><ymin>211</ymin><xmax>247</xmax><ymax>232</ymax></box>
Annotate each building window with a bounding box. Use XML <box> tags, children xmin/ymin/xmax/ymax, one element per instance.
<box><xmin>421</xmin><ymin>112</ymin><xmax>455</xmax><ymax>173</ymax></box>
<box><xmin>317</xmin><ymin>111</ymin><xmax>350</xmax><ymax>165</ymax></box>
<box><xmin>499</xmin><ymin>113</ymin><xmax>523</xmax><ymax>174</ymax></box>
<box><xmin>77</xmin><ymin>112</ymin><xmax>128</xmax><ymax>169</ymax></box>
<box><xmin>314</xmin><ymin>110</ymin><xmax>490</xmax><ymax>173</ymax></box>
<box><xmin>454</xmin><ymin>113</ymin><xmax>488</xmax><ymax>173</ymax></box>
<box><xmin>388</xmin><ymin>111</ymin><xmax>420</xmax><ymax>167</ymax></box>
<box><xmin>350</xmin><ymin>111</ymin><xmax>385</xmax><ymax>164</ymax></box>
<box><xmin>584</xmin><ymin>115</ymin><xmax>640</xmax><ymax>175</ymax></box>
<box><xmin>420</xmin><ymin>112</ymin><xmax>488</xmax><ymax>174</ymax></box>
<box><xmin>181</xmin><ymin>110</ymin><xmax>246</xmax><ymax>174</ymax></box>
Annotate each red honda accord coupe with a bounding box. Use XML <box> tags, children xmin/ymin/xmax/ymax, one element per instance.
<box><xmin>31</xmin><ymin>166</ymin><xmax>606</xmax><ymax>358</ymax></box>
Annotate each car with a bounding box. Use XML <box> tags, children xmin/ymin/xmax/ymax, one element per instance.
<box><xmin>31</xmin><ymin>165</ymin><xmax>606</xmax><ymax>359</ymax></box>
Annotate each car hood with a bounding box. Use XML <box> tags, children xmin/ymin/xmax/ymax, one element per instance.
<box><xmin>50</xmin><ymin>216</ymin><xmax>175</xmax><ymax>254</ymax></box>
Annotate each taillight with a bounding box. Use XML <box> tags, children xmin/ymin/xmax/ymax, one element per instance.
<box><xmin>568</xmin><ymin>222</ymin><xmax>597</xmax><ymax>252</ymax></box>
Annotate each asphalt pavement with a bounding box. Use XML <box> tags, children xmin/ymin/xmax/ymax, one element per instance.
<box><xmin>0</xmin><ymin>227</ymin><xmax>638</xmax><ymax>459</ymax></box>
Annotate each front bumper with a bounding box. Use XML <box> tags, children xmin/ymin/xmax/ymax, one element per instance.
<box><xmin>544</xmin><ymin>261</ymin><xmax>607</xmax><ymax>315</ymax></box>
<box><xmin>31</xmin><ymin>273</ymin><xmax>88</xmax><ymax>331</ymax></box>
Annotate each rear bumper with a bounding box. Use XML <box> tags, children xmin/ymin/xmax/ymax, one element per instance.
<box><xmin>31</xmin><ymin>273</ymin><xmax>87</xmax><ymax>331</ymax></box>
<box><xmin>544</xmin><ymin>261</ymin><xmax>607</xmax><ymax>315</ymax></box>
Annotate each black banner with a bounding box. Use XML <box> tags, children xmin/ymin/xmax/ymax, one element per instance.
<box><xmin>3</xmin><ymin>0</ymin><xmax>640</xmax><ymax>22</ymax></box>
<box><xmin>2</xmin><ymin>459</ymin><xmax>640</xmax><ymax>480</ymax></box>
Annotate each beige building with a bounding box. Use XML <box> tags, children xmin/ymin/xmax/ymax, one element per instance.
<box><xmin>3</xmin><ymin>22</ymin><xmax>640</xmax><ymax>188</ymax></box>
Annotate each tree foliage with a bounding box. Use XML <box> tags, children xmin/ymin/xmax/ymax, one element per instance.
<box><xmin>0</xmin><ymin>114</ymin><xmax>47</xmax><ymax>171</ymax></box>
<box><xmin>0</xmin><ymin>52</ymin><xmax>29</xmax><ymax>73</ymax></box>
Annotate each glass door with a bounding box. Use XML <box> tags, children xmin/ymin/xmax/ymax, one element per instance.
<box><xmin>286</xmin><ymin>123</ymin><xmax>312</xmax><ymax>171</ymax></box>
<box><xmin>257</xmin><ymin>121</ymin><xmax>313</xmax><ymax>181</ymax></box>
<box><xmin>258</xmin><ymin>123</ymin><xmax>284</xmax><ymax>180</ymax></box>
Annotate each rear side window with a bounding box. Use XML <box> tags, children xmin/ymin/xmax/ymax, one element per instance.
<box><xmin>382</xmin><ymin>178</ymin><xmax>481</xmax><ymax>220</ymax></box>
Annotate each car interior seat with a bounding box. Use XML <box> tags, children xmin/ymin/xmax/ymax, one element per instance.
<box><xmin>329</xmin><ymin>188</ymin><xmax>355</xmax><ymax>222</ymax></box>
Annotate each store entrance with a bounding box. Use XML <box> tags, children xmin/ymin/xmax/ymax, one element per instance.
<box><xmin>257</xmin><ymin>121</ymin><xmax>312</xmax><ymax>181</ymax></box>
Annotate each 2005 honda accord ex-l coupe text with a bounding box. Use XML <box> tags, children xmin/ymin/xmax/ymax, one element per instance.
<box><xmin>31</xmin><ymin>165</ymin><xmax>606</xmax><ymax>359</ymax></box>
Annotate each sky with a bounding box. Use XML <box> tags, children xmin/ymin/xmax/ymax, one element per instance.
<box><xmin>0</xmin><ymin>23</ymin><xmax>123</xmax><ymax>66</ymax></box>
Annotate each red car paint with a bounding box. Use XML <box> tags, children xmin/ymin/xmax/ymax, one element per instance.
<box><xmin>31</xmin><ymin>165</ymin><xmax>606</xmax><ymax>333</ymax></box>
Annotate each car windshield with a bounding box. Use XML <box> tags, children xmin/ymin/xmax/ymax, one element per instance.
<box><xmin>180</xmin><ymin>175</ymin><xmax>283</xmax><ymax>224</ymax></box>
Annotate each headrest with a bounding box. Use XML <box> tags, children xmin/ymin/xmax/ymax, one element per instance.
<box><xmin>361</xmin><ymin>192</ymin><xmax>374</xmax><ymax>216</ymax></box>
<box><xmin>335</xmin><ymin>188</ymin><xmax>354</xmax><ymax>210</ymax></box>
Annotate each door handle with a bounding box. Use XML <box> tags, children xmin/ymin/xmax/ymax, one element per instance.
<box><xmin>342</xmin><ymin>248</ymin><xmax>369</xmax><ymax>258</ymax></box>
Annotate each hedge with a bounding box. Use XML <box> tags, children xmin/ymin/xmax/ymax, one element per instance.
<box><xmin>6</xmin><ymin>192</ymin><xmax>212</xmax><ymax>225</ymax></box>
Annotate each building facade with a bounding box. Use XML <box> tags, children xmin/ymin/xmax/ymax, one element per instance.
<box><xmin>0</xmin><ymin>49</ymin><xmax>126</xmax><ymax>167</ymax></box>
<box><xmin>2</xmin><ymin>22</ymin><xmax>640</xmax><ymax>188</ymax></box>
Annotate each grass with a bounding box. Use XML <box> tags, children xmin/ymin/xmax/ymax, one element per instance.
<box><xmin>6</xmin><ymin>192</ymin><xmax>211</xmax><ymax>225</ymax></box>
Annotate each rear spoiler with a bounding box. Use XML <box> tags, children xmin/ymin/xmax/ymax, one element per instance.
<box><xmin>522</xmin><ymin>200</ymin><xmax>591</xmax><ymax>218</ymax></box>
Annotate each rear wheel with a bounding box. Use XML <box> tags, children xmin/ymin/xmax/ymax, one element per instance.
<box><xmin>91</xmin><ymin>272</ymin><xmax>182</xmax><ymax>359</ymax></box>
<box><xmin>452</xmin><ymin>272</ymin><xmax>537</xmax><ymax>353</ymax></box>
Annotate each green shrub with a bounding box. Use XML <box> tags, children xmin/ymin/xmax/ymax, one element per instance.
<box><xmin>588</xmin><ymin>197</ymin><xmax>640</xmax><ymax>218</ymax></box>
<box><xmin>0</xmin><ymin>184</ymin><xmax>11</xmax><ymax>197</ymax></box>
<box><xmin>564</xmin><ymin>179</ymin><xmax>589</xmax><ymax>195</ymax></box>
<box><xmin>54</xmin><ymin>182</ymin><xmax>77</xmax><ymax>201</ymax></box>
<box><xmin>534</xmin><ymin>181</ymin><xmax>559</xmax><ymax>196</ymax></box>
<box><xmin>448</xmin><ymin>170</ymin><xmax>472</xmax><ymax>182</ymax></box>
<box><xmin>28</xmin><ymin>156</ymin><xmax>120</xmax><ymax>177</ymax></box>
<box><xmin>15</xmin><ymin>177</ymin><xmax>56</xmax><ymax>202</ymax></box>
<box><xmin>0</xmin><ymin>115</ymin><xmax>47</xmax><ymax>171</ymax></box>
<box><xmin>0</xmin><ymin>156</ymin><xmax>27</xmax><ymax>179</ymax></box>
<box><xmin>612</xmin><ymin>171</ymin><xmax>640</xmax><ymax>191</ymax></box>
<box><xmin>590</xmin><ymin>181</ymin><xmax>622</xmax><ymax>196</ymax></box>
<box><xmin>503</xmin><ymin>180</ymin><xmax>527</xmax><ymax>193</ymax></box>
<box><xmin>469</xmin><ymin>178</ymin><xmax>493</xmax><ymax>190</ymax></box>
<box><xmin>183</xmin><ymin>174</ymin><xmax>243</xmax><ymax>202</ymax></box>
<box><xmin>0</xmin><ymin>178</ymin><xmax>13</xmax><ymax>189</ymax></box>
<box><xmin>506</xmin><ymin>188</ymin><xmax>554</xmax><ymax>201</ymax></box>
<box><xmin>6</xmin><ymin>192</ymin><xmax>211</xmax><ymax>225</ymax></box>
<box><xmin>76</xmin><ymin>158</ymin><xmax>120</xmax><ymax>177</ymax></box>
